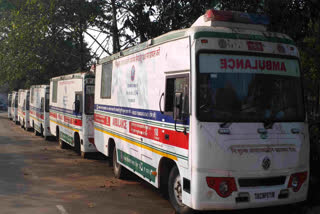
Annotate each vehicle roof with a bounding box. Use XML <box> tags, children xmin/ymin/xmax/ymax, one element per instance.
<box><xmin>30</xmin><ymin>84</ymin><xmax>49</xmax><ymax>89</ymax></box>
<box><xmin>18</xmin><ymin>89</ymin><xmax>29</xmax><ymax>92</ymax></box>
<box><xmin>50</xmin><ymin>72</ymin><xmax>94</xmax><ymax>81</ymax></box>
<box><xmin>98</xmin><ymin>18</ymin><xmax>294</xmax><ymax>65</ymax></box>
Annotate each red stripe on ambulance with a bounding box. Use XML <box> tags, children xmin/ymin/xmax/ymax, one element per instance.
<box><xmin>129</xmin><ymin>121</ymin><xmax>189</xmax><ymax>150</ymax></box>
<box><xmin>50</xmin><ymin>112</ymin><xmax>57</xmax><ymax>118</ymax></box>
<box><xmin>94</xmin><ymin>114</ymin><xmax>110</xmax><ymax>126</ymax></box>
<box><xmin>94</xmin><ymin>113</ymin><xmax>188</xmax><ymax>150</ymax></box>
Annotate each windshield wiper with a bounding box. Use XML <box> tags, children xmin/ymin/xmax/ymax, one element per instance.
<box><xmin>220</xmin><ymin>121</ymin><xmax>232</xmax><ymax>128</ymax></box>
<box><xmin>263</xmin><ymin>113</ymin><xmax>277</xmax><ymax>129</ymax></box>
<box><xmin>219</xmin><ymin>112</ymin><xmax>233</xmax><ymax>128</ymax></box>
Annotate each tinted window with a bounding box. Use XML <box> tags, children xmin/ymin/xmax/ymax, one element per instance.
<box><xmin>101</xmin><ymin>62</ymin><xmax>112</xmax><ymax>98</ymax></box>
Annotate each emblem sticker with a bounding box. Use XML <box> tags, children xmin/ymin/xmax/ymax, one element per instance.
<box><xmin>131</xmin><ymin>65</ymin><xmax>135</xmax><ymax>81</ymax></box>
<box><xmin>262</xmin><ymin>156</ymin><xmax>271</xmax><ymax>170</ymax></box>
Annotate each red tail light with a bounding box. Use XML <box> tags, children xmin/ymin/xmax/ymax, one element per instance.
<box><xmin>206</xmin><ymin>177</ymin><xmax>237</xmax><ymax>198</ymax></box>
<box><xmin>88</xmin><ymin>138</ymin><xmax>94</xmax><ymax>145</ymax></box>
<box><xmin>288</xmin><ymin>171</ymin><xmax>308</xmax><ymax>192</ymax></box>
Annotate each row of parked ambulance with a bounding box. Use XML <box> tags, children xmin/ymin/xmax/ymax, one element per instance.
<box><xmin>7</xmin><ymin>72</ymin><xmax>96</xmax><ymax>158</ymax></box>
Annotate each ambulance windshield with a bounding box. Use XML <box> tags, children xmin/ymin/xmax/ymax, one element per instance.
<box><xmin>197</xmin><ymin>53</ymin><xmax>305</xmax><ymax>122</ymax></box>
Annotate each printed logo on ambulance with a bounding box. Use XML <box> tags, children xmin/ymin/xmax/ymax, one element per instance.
<box><xmin>131</xmin><ymin>65</ymin><xmax>135</xmax><ymax>81</ymax></box>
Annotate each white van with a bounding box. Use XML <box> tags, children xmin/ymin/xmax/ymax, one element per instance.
<box><xmin>94</xmin><ymin>9</ymin><xmax>309</xmax><ymax>213</ymax></box>
<box><xmin>8</xmin><ymin>93</ymin><xmax>12</xmax><ymax>119</ymax></box>
<box><xmin>11</xmin><ymin>91</ymin><xmax>18</xmax><ymax>124</ymax></box>
<box><xmin>30</xmin><ymin>85</ymin><xmax>53</xmax><ymax>139</ymax></box>
<box><xmin>18</xmin><ymin>89</ymin><xmax>31</xmax><ymax>130</ymax></box>
<box><xmin>49</xmin><ymin>72</ymin><xmax>96</xmax><ymax>158</ymax></box>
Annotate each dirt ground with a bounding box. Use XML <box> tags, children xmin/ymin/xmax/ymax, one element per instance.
<box><xmin>1</xmin><ymin>112</ymin><xmax>320</xmax><ymax>214</ymax></box>
<box><xmin>0</xmin><ymin>113</ymin><xmax>173</xmax><ymax>214</ymax></box>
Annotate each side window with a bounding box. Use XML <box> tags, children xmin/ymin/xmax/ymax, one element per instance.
<box><xmin>165</xmin><ymin>75</ymin><xmax>189</xmax><ymax>116</ymax></box>
<box><xmin>31</xmin><ymin>88</ymin><xmax>34</xmax><ymax>104</ymax></box>
<box><xmin>26</xmin><ymin>97</ymin><xmax>30</xmax><ymax>111</ymax></box>
<box><xmin>15</xmin><ymin>96</ymin><xmax>18</xmax><ymax>108</ymax></box>
<box><xmin>85</xmin><ymin>85</ymin><xmax>94</xmax><ymax>115</ymax></box>
<box><xmin>101</xmin><ymin>62</ymin><xmax>112</xmax><ymax>99</ymax></box>
<box><xmin>40</xmin><ymin>98</ymin><xmax>44</xmax><ymax>112</ymax></box>
<box><xmin>74</xmin><ymin>93</ymin><xmax>83</xmax><ymax>114</ymax></box>
<box><xmin>23</xmin><ymin>100</ymin><xmax>26</xmax><ymax>111</ymax></box>
<box><xmin>52</xmin><ymin>80</ymin><xmax>58</xmax><ymax>103</ymax></box>
<box><xmin>165</xmin><ymin>79</ymin><xmax>175</xmax><ymax>113</ymax></box>
<box><xmin>8</xmin><ymin>96</ymin><xmax>11</xmax><ymax>107</ymax></box>
<box><xmin>45</xmin><ymin>93</ymin><xmax>49</xmax><ymax>112</ymax></box>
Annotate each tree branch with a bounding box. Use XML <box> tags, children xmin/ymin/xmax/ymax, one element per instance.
<box><xmin>85</xmin><ymin>31</ymin><xmax>111</xmax><ymax>55</ymax></box>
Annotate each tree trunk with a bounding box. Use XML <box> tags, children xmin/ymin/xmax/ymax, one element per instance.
<box><xmin>79</xmin><ymin>0</ymin><xmax>85</xmax><ymax>71</ymax></box>
<box><xmin>111</xmin><ymin>0</ymin><xmax>120</xmax><ymax>54</ymax></box>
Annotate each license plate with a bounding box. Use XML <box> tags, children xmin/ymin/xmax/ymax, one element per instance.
<box><xmin>254</xmin><ymin>192</ymin><xmax>275</xmax><ymax>200</ymax></box>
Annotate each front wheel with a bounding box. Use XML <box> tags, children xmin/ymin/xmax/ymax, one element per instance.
<box><xmin>59</xmin><ymin>134</ymin><xmax>67</xmax><ymax>149</ymax></box>
<box><xmin>41</xmin><ymin>125</ymin><xmax>44</xmax><ymax>137</ymax></box>
<box><xmin>74</xmin><ymin>134</ymin><xmax>81</xmax><ymax>155</ymax></box>
<box><xmin>168</xmin><ymin>166</ymin><xmax>193</xmax><ymax>214</ymax></box>
<box><xmin>34</xmin><ymin>126</ymin><xmax>40</xmax><ymax>136</ymax></box>
<box><xmin>81</xmin><ymin>151</ymin><xmax>88</xmax><ymax>159</ymax></box>
<box><xmin>113</xmin><ymin>148</ymin><xmax>126</xmax><ymax>179</ymax></box>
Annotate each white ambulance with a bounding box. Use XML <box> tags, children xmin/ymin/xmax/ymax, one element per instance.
<box><xmin>94</xmin><ymin>10</ymin><xmax>309</xmax><ymax>213</ymax></box>
<box><xmin>8</xmin><ymin>93</ymin><xmax>12</xmax><ymax>119</ymax></box>
<box><xmin>49</xmin><ymin>72</ymin><xmax>96</xmax><ymax>158</ymax></box>
<box><xmin>11</xmin><ymin>91</ymin><xmax>19</xmax><ymax>124</ymax></box>
<box><xmin>30</xmin><ymin>85</ymin><xmax>53</xmax><ymax>139</ymax></box>
<box><xmin>18</xmin><ymin>89</ymin><xmax>31</xmax><ymax>130</ymax></box>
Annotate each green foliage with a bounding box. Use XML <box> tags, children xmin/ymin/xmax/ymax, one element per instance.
<box><xmin>0</xmin><ymin>0</ymin><xmax>319</xmax><ymax>121</ymax></box>
<box><xmin>0</xmin><ymin>0</ymin><xmax>99</xmax><ymax>90</ymax></box>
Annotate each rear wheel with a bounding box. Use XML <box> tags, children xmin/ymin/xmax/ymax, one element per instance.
<box><xmin>168</xmin><ymin>166</ymin><xmax>193</xmax><ymax>214</ymax></box>
<box><xmin>34</xmin><ymin>124</ymin><xmax>40</xmax><ymax>136</ymax></box>
<box><xmin>41</xmin><ymin>125</ymin><xmax>44</xmax><ymax>137</ymax></box>
<box><xmin>108</xmin><ymin>142</ymin><xmax>115</xmax><ymax>167</ymax></box>
<box><xmin>24</xmin><ymin>120</ymin><xmax>27</xmax><ymax>130</ymax></box>
<box><xmin>44</xmin><ymin>134</ymin><xmax>50</xmax><ymax>141</ymax></box>
<box><xmin>58</xmin><ymin>130</ymin><xmax>66</xmax><ymax>149</ymax></box>
<box><xmin>113</xmin><ymin>148</ymin><xmax>126</xmax><ymax>179</ymax></box>
<box><xmin>74</xmin><ymin>134</ymin><xmax>81</xmax><ymax>155</ymax></box>
<box><xmin>81</xmin><ymin>151</ymin><xmax>88</xmax><ymax>159</ymax></box>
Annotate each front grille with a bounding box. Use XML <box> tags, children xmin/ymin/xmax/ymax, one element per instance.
<box><xmin>238</xmin><ymin>176</ymin><xmax>286</xmax><ymax>187</ymax></box>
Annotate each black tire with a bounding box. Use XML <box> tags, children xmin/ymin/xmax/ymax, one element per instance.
<box><xmin>74</xmin><ymin>134</ymin><xmax>81</xmax><ymax>155</ymax></box>
<box><xmin>41</xmin><ymin>124</ymin><xmax>44</xmax><ymax>137</ymax></box>
<box><xmin>108</xmin><ymin>143</ymin><xmax>114</xmax><ymax>167</ymax></box>
<box><xmin>168</xmin><ymin>166</ymin><xmax>193</xmax><ymax>214</ymax></box>
<box><xmin>59</xmin><ymin>132</ymin><xmax>67</xmax><ymax>149</ymax></box>
<box><xmin>44</xmin><ymin>135</ymin><xmax>50</xmax><ymax>141</ymax></box>
<box><xmin>81</xmin><ymin>151</ymin><xmax>88</xmax><ymax>159</ymax></box>
<box><xmin>113</xmin><ymin>148</ymin><xmax>126</xmax><ymax>179</ymax></box>
<box><xmin>56</xmin><ymin>128</ymin><xmax>59</xmax><ymax>142</ymax></box>
<box><xmin>24</xmin><ymin>120</ymin><xmax>27</xmax><ymax>130</ymax></box>
<box><xmin>34</xmin><ymin>125</ymin><xmax>40</xmax><ymax>136</ymax></box>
